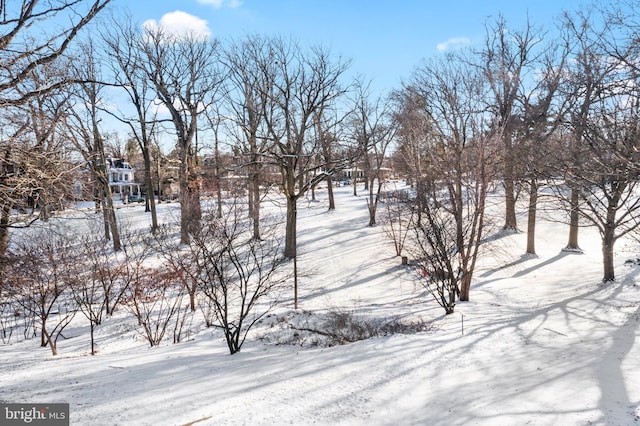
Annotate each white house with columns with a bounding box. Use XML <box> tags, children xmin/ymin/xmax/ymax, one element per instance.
<box><xmin>106</xmin><ymin>157</ymin><xmax>140</xmax><ymax>201</ymax></box>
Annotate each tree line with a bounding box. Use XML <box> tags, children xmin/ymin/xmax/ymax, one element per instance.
<box><xmin>2</xmin><ymin>0</ymin><xmax>640</xmax><ymax>354</ymax></box>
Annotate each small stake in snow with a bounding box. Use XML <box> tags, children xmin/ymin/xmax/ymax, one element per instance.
<box><xmin>543</xmin><ymin>327</ymin><xmax>567</xmax><ymax>337</ymax></box>
<box><xmin>461</xmin><ymin>313</ymin><xmax>464</xmax><ymax>335</ymax></box>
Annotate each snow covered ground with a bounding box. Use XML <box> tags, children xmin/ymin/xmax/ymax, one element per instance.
<box><xmin>1</xmin><ymin>184</ymin><xmax>640</xmax><ymax>425</ymax></box>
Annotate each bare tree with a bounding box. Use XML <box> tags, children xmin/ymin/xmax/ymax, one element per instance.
<box><xmin>517</xmin><ymin>39</ymin><xmax>569</xmax><ymax>255</ymax></box>
<box><xmin>478</xmin><ymin>15</ymin><xmax>545</xmax><ymax>231</ymax></box>
<box><xmin>124</xmin><ymin>265</ymin><xmax>188</xmax><ymax>347</ymax></box>
<box><xmin>0</xmin><ymin>58</ymin><xmax>78</xmax><ymax>254</ymax></box>
<box><xmin>313</xmin><ymin>104</ymin><xmax>345</xmax><ymax>210</ymax></box>
<box><xmin>381</xmin><ymin>187</ymin><xmax>414</xmax><ymax>259</ymax></box>
<box><xmin>0</xmin><ymin>0</ymin><xmax>110</xmax><ymax>254</ymax></box>
<box><xmin>0</xmin><ymin>1</ymin><xmax>111</xmax><ymax>106</ymax></box>
<box><xmin>12</xmin><ymin>58</ymin><xmax>75</xmax><ymax>221</ymax></box>
<box><xmin>548</xmin><ymin>6</ymin><xmax>640</xmax><ymax>281</ymax></box>
<box><xmin>65</xmin><ymin>40</ymin><xmax>122</xmax><ymax>251</ymax></box>
<box><xmin>5</xmin><ymin>230</ymin><xmax>78</xmax><ymax>355</ymax></box>
<box><xmin>349</xmin><ymin>79</ymin><xmax>396</xmax><ymax>227</ymax></box>
<box><xmin>406</xmin><ymin>52</ymin><xmax>493</xmax><ymax>306</ymax></box>
<box><xmin>260</xmin><ymin>38</ymin><xmax>350</xmax><ymax>258</ymax></box>
<box><xmin>554</xmin><ymin>7</ymin><xmax>610</xmax><ymax>252</ymax></box>
<box><xmin>70</xmin><ymin>223</ymin><xmax>150</xmax><ymax>354</ymax></box>
<box><xmin>169</xmin><ymin>202</ymin><xmax>290</xmax><ymax>354</ymax></box>
<box><xmin>68</xmin><ymin>234</ymin><xmax>109</xmax><ymax>356</ymax></box>
<box><xmin>101</xmin><ymin>14</ymin><xmax>161</xmax><ymax>232</ymax></box>
<box><xmin>155</xmin><ymin>227</ymin><xmax>200</xmax><ymax>312</ymax></box>
<box><xmin>223</xmin><ymin>35</ymin><xmax>275</xmax><ymax>238</ymax></box>
<box><xmin>139</xmin><ymin>27</ymin><xmax>223</xmax><ymax>244</ymax></box>
<box><xmin>560</xmin><ymin>55</ymin><xmax>640</xmax><ymax>280</ymax></box>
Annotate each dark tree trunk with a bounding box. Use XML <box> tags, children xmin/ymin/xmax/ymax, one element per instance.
<box><xmin>189</xmin><ymin>288</ymin><xmax>196</xmax><ymax>312</ymax></box>
<box><xmin>246</xmin><ymin>127</ymin><xmax>261</xmax><ymax>238</ymax></box>
<box><xmin>142</xmin><ymin>152</ymin><xmax>159</xmax><ymax>233</ymax></box>
<box><xmin>0</xmin><ymin>203</ymin><xmax>11</xmax><ymax>256</ymax></box>
<box><xmin>367</xmin><ymin>202</ymin><xmax>377</xmax><ymax>226</ymax></box>
<box><xmin>503</xmin><ymin>176</ymin><xmax>517</xmax><ymax>230</ymax></box>
<box><xmin>352</xmin><ymin>166</ymin><xmax>358</xmax><ymax>196</ymax></box>
<box><xmin>602</xmin><ymin>224</ymin><xmax>616</xmax><ymax>282</ymax></box>
<box><xmin>101</xmin><ymin>203</ymin><xmax>110</xmax><ymax>242</ymax></box>
<box><xmin>284</xmin><ymin>196</ymin><xmax>297</xmax><ymax>258</ymax></box>
<box><xmin>367</xmin><ymin>177</ymin><xmax>381</xmax><ymax>227</ymax></box>
<box><xmin>106</xmin><ymin>204</ymin><xmax>121</xmax><ymax>252</ymax></box>
<box><xmin>250</xmin><ymin>175</ymin><xmax>260</xmax><ymax>239</ymax></box>
<box><xmin>526</xmin><ymin>178</ymin><xmax>537</xmax><ymax>255</ymax></box>
<box><xmin>90</xmin><ymin>321</ymin><xmax>96</xmax><ymax>355</ymax></box>
<box><xmin>327</xmin><ymin>176</ymin><xmax>335</xmax><ymax>210</ymax></box>
<box><xmin>179</xmin><ymin>157</ymin><xmax>202</xmax><ymax>244</ymax></box>
<box><xmin>42</xmin><ymin>327</ymin><xmax>58</xmax><ymax>356</ymax></box>
<box><xmin>96</xmin><ymin>169</ymin><xmax>121</xmax><ymax>252</ymax></box>
<box><xmin>459</xmin><ymin>272</ymin><xmax>472</xmax><ymax>302</ymax></box>
<box><xmin>566</xmin><ymin>185</ymin><xmax>581</xmax><ymax>250</ymax></box>
<box><xmin>503</xmin><ymin>132</ymin><xmax>517</xmax><ymax>230</ymax></box>
<box><xmin>41</xmin><ymin>316</ymin><xmax>47</xmax><ymax>347</ymax></box>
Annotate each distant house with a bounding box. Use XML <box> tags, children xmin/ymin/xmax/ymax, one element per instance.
<box><xmin>106</xmin><ymin>157</ymin><xmax>140</xmax><ymax>201</ymax></box>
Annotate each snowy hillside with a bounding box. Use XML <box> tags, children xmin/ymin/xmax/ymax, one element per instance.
<box><xmin>1</xmin><ymin>184</ymin><xmax>640</xmax><ymax>426</ymax></box>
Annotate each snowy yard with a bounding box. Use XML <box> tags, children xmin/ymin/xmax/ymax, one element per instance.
<box><xmin>1</xmin><ymin>184</ymin><xmax>640</xmax><ymax>425</ymax></box>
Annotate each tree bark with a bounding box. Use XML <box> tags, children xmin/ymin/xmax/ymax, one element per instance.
<box><xmin>459</xmin><ymin>271</ymin><xmax>472</xmax><ymax>301</ymax></box>
<box><xmin>0</xmin><ymin>203</ymin><xmax>11</xmax><ymax>256</ymax></box>
<box><xmin>503</xmin><ymin>175</ymin><xmax>517</xmax><ymax>230</ymax></box>
<box><xmin>95</xmin><ymin>165</ymin><xmax>121</xmax><ymax>251</ymax></box>
<box><xmin>90</xmin><ymin>322</ymin><xmax>96</xmax><ymax>355</ymax></box>
<box><xmin>526</xmin><ymin>178</ymin><xmax>537</xmax><ymax>255</ymax></box>
<box><xmin>327</xmin><ymin>176</ymin><xmax>335</xmax><ymax>210</ymax></box>
<box><xmin>284</xmin><ymin>196</ymin><xmax>297</xmax><ymax>258</ymax></box>
<box><xmin>602</xmin><ymin>224</ymin><xmax>616</xmax><ymax>282</ymax></box>
<box><xmin>566</xmin><ymin>185</ymin><xmax>581</xmax><ymax>250</ymax></box>
<box><xmin>142</xmin><ymin>151</ymin><xmax>158</xmax><ymax>232</ymax></box>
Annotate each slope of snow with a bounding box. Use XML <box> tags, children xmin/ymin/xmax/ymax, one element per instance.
<box><xmin>1</xmin><ymin>185</ymin><xmax>639</xmax><ymax>425</ymax></box>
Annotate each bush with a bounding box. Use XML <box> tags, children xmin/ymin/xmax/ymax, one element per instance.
<box><xmin>259</xmin><ymin>309</ymin><xmax>432</xmax><ymax>347</ymax></box>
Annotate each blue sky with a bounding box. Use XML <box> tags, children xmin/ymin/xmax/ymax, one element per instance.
<box><xmin>120</xmin><ymin>0</ymin><xmax>588</xmax><ymax>94</ymax></box>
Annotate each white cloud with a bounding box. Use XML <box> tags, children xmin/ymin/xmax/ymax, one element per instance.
<box><xmin>436</xmin><ymin>37</ymin><xmax>470</xmax><ymax>52</ymax></box>
<box><xmin>142</xmin><ymin>10</ymin><xmax>211</xmax><ymax>39</ymax></box>
<box><xmin>196</xmin><ymin>0</ymin><xmax>242</xmax><ymax>8</ymax></box>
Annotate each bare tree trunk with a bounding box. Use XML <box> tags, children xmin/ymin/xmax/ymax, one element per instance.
<box><xmin>250</xmin><ymin>176</ymin><xmax>260</xmax><ymax>238</ymax></box>
<box><xmin>526</xmin><ymin>178</ymin><xmax>537</xmax><ymax>255</ymax></box>
<box><xmin>42</xmin><ymin>328</ymin><xmax>58</xmax><ymax>356</ymax></box>
<box><xmin>566</xmin><ymin>185</ymin><xmax>581</xmax><ymax>250</ymax></box>
<box><xmin>101</xmin><ymin>201</ymin><xmax>110</xmax><ymax>241</ymax></box>
<box><xmin>0</xmin><ymin>203</ymin><xmax>11</xmax><ymax>256</ymax></box>
<box><xmin>602</xmin><ymin>221</ymin><xmax>616</xmax><ymax>282</ymax></box>
<box><xmin>459</xmin><ymin>272</ymin><xmax>472</xmax><ymax>302</ymax></box>
<box><xmin>41</xmin><ymin>317</ymin><xmax>47</xmax><ymax>347</ymax></box>
<box><xmin>215</xmin><ymin>140</ymin><xmax>224</xmax><ymax>220</ymax></box>
<box><xmin>367</xmin><ymin>177</ymin><xmax>382</xmax><ymax>227</ymax></box>
<box><xmin>602</xmin><ymin>237</ymin><xmax>615</xmax><ymax>281</ymax></box>
<box><xmin>179</xmin><ymin>173</ymin><xmax>201</xmax><ymax>244</ymax></box>
<box><xmin>246</xmin><ymin>146</ymin><xmax>261</xmax><ymax>238</ymax></box>
<box><xmin>95</xmin><ymin>166</ymin><xmax>121</xmax><ymax>251</ymax></box>
<box><xmin>352</xmin><ymin>166</ymin><xmax>358</xmax><ymax>196</ymax></box>
<box><xmin>90</xmin><ymin>322</ymin><xmax>96</xmax><ymax>355</ymax></box>
<box><xmin>503</xmin><ymin>158</ymin><xmax>518</xmax><ymax>230</ymax></box>
<box><xmin>284</xmin><ymin>197</ymin><xmax>297</xmax><ymax>258</ymax></box>
<box><xmin>143</xmin><ymin>152</ymin><xmax>159</xmax><ymax>232</ymax></box>
<box><xmin>105</xmin><ymin>195</ymin><xmax>121</xmax><ymax>252</ymax></box>
<box><xmin>327</xmin><ymin>176</ymin><xmax>335</xmax><ymax>210</ymax></box>
<box><xmin>217</xmin><ymin>177</ymin><xmax>224</xmax><ymax>221</ymax></box>
<box><xmin>189</xmin><ymin>288</ymin><xmax>196</xmax><ymax>313</ymax></box>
